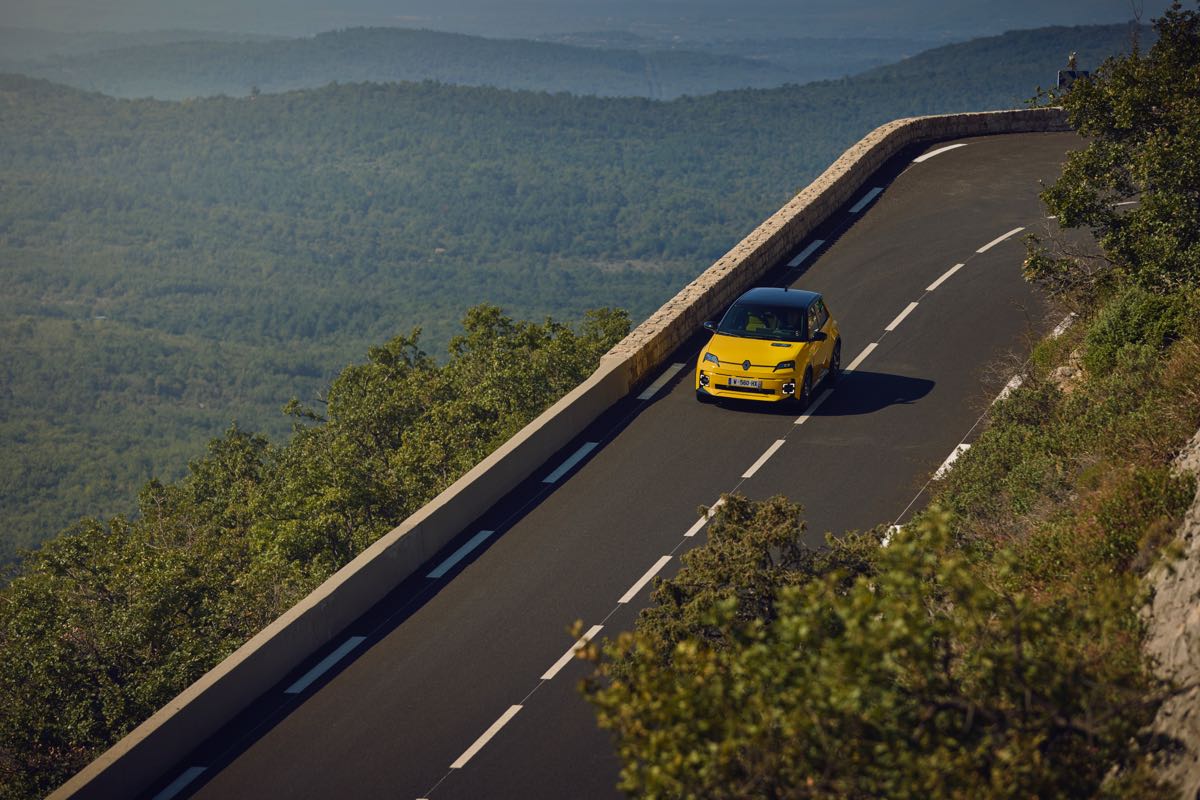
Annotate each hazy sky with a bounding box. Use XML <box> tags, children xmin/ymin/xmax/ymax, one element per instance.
<box><xmin>0</xmin><ymin>0</ymin><xmax>1175</xmax><ymax>40</ymax></box>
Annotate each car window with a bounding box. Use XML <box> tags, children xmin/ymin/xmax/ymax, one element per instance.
<box><xmin>718</xmin><ymin>303</ymin><xmax>806</xmax><ymax>341</ymax></box>
<box><xmin>813</xmin><ymin>300</ymin><xmax>829</xmax><ymax>331</ymax></box>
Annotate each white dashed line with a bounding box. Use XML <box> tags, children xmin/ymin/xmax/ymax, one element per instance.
<box><xmin>619</xmin><ymin>556</ymin><xmax>672</xmax><ymax>604</ymax></box>
<box><xmin>153</xmin><ymin>767</ymin><xmax>207</xmax><ymax>800</ymax></box>
<box><xmin>912</xmin><ymin>143</ymin><xmax>969</xmax><ymax>163</ymax></box>
<box><xmin>284</xmin><ymin>637</ymin><xmax>367</xmax><ymax>695</ymax></box>
<box><xmin>685</xmin><ymin>497</ymin><xmax>726</xmax><ymax>537</ymax></box>
<box><xmin>933</xmin><ymin>443</ymin><xmax>971</xmax><ymax>480</ymax></box>
<box><xmin>637</xmin><ymin>363</ymin><xmax>686</xmax><ymax>400</ymax></box>
<box><xmin>849</xmin><ymin>187</ymin><xmax>884</xmax><ymax>213</ymax></box>
<box><xmin>926</xmin><ymin>263</ymin><xmax>964</xmax><ymax>291</ymax></box>
<box><xmin>787</xmin><ymin>239</ymin><xmax>825</xmax><ymax>267</ymax></box>
<box><xmin>742</xmin><ymin>439</ymin><xmax>786</xmax><ymax>478</ymax></box>
<box><xmin>541</xmin><ymin>625</ymin><xmax>603</xmax><ymax>680</ymax></box>
<box><xmin>845</xmin><ymin>342</ymin><xmax>877</xmax><ymax>372</ymax></box>
<box><xmin>427</xmin><ymin>530</ymin><xmax>496</xmax><ymax>579</ymax></box>
<box><xmin>976</xmin><ymin>226</ymin><xmax>1025</xmax><ymax>253</ymax></box>
<box><xmin>794</xmin><ymin>389</ymin><xmax>833</xmax><ymax>426</ymax></box>
<box><xmin>885</xmin><ymin>302</ymin><xmax>919</xmax><ymax>332</ymax></box>
<box><xmin>543</xmin><ymin>442</ymin><xmax>598</xmax><ymax>484</ymax></box>
<box><xmin>993</xmin><ymin>375</ymin><xmax>1024</xmax><ymax>404</ymax></box>
<box><xmin>450</xmin><ymin>705</ymin><xmax>523</xmax><ymax>769</ymax></box>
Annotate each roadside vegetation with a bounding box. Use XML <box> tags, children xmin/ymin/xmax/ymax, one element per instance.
<box><xmin>0</xmin><ymin>305</ymin><xmax>627</xmax><ymax>799</ymax></box>
<box><xmin>583</xmin><ymin>4</ymin><xmax>1200</xmax><ymax>797</ymax></box>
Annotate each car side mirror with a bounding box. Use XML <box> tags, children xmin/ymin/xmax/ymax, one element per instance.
<box><xmin>702</xmin><ymin>321</ymin><xmax>717</xmax><ymax>332</ymax></box>
<box><xmin>810</xmin><ymin>331</ymin><xmax>827</xmax><ymax>342</ymax></box>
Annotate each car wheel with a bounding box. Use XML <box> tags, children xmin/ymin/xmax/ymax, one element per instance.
<box><xmin>799</xmin><ymin>368</ymin><xmax>813</xmax><ymax>408</ymax></box>
<box><xmin>828</xmin><ymin>340</ymin><xmax>842</xmax><ymax>385</ymax></box>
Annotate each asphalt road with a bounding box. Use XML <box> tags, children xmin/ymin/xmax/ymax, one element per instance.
<box><xmin>150</xmin><ymin>130</ymin><xmax>1081</xmax><ymax>800</ymax></box>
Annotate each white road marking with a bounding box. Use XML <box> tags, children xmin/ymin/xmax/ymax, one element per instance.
<box><xmin>541</xmin><ymin>625</ymin><xmax>603</xmax><ymax>680</ymax></box>
<box><xmin>926</xmin><ymin>263</ymin><xmax>965</xmax><ymax>291</ymax></box>
<box><xmin>845</xmin><ymin>342</ymin><xmax>877</xmax><ymax>372</ymax></box>
<box><xmin>427</xmin><ymin>530</ymin><xmax>496</xmax><ymax>579</ymax></box>
<box><xmin>685</xmin><ymin>497</ymin><xmax>727</xmax><ymax>537</ymax></box>
<box><xmin>976</xmin><ymin>226</ymin><xmax>1025</xmax><ymax>253</ymax></box>
<box><xmin>794</xmin><ymin>388</ymin><xmax>833</xmax><ymax>425</ymax></box>
<box><xmin>450</xmin><ymin>705</ymin><xmax>523</xmax><ymax>769</ymax></box>
<box><xmin>284</xmin><ymin>636</ymin><xmax>367</xmax><ymax>694</ymax></box>
<box><xmin>742</xmin><ymin>439</ymin><xmax>786</xmax><ymax>478</ymax></box>
<box><xmin>885</xmin><ymin>302</ymin><xmax>919</xmax><ymax>332</ymax></box>
<box><xmin>787</xmin><ymin>239</ymin><xmax>825</xmax><ymax>267</ymax></box>
<box><xmin>1115</xmin><ymin>200</ymin><xmax>1139</xmax><ymax>206</ymax></box>
<box><xmin>993</xmin><ymin>374</ymin><xmax>1024</xmax><ymax>404</ymax></box>
<box><xmin>1051</xmin><ymin>313</ymin><xmax>1076</xmax><ymax>338</ymax></box>
<box><xmin>849</xmin><ymin>187</ymin><xmax>884</xmax><ymax>213</ymax></box>
<box><xmin>152</xmin><ymin>767</ymin><xmax>207</xmax><ymax>800</ymax></box>
<box><xmin>619</xmin><ymin>556</ymin><xmax>672</xmax><ymax>604</ymax></box>
<box><xmin>543</xmin><ymin>442</ymin><xmax>599</xmax><ymax>484</ymax></box>
<box><xmin>912</xmin><ymin>143</ymin><xmax>969</xmax><ymax>163</ymax></box>
<box><xmin>933</xmin><ymin>443</ymin><xmax>971</xmax><ymax>480</ymax></box>
<box><xmin>637</xmin><ymin>363</ymin><xmax>686</xmax><ymax>400</ymax></box>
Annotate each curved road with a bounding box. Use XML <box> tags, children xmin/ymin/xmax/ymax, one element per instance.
<box><xmin>148</xmin><ymin>130</ymin><xmax>1080</xmax><ymax>800</ymax></box>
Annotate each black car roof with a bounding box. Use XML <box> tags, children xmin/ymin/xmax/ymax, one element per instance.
<box><xmin>735</xmin><ymin>286</ymin><xmax>820</xmax><ymax>309</ymax></box>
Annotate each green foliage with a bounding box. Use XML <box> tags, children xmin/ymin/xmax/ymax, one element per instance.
<box><xmin>585</xmin><ymin>505</ymin><xmax>1171</xmax><ymax>799</ymax></box>
<box><xmin>0</xmin><ymin>22</ymin><xmax>1143</xmax><ymax>558</ymax></box>
<box><xmin>1081</xmin><ymin>284</ymin><xmax>1192</xmax><ymax>376</ymax></box>
<box><xmin>0</xmin><ymin>304</ymin><xmax>626</xmax><ymax>799</ymax></box>
<box><xmin>1027</xmin><ymin>2</ymin><xmax>1200</xmax><ymax>294</ymax></box>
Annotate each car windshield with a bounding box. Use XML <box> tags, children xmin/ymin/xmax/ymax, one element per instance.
<box><xmin>716</xmin><ymin>303</ymin><xmax>807</xmax><ymax>341</ymax></box>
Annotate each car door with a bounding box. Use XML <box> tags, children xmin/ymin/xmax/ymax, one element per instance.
<box><xmin>809</xmin><ymin>300</ymin><xmax>834</xmax><ymax>378</ymax></box>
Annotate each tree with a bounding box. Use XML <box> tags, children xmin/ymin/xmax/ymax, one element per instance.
<box><xmin>583</xmin><ymin>500</ymin><xmax>1170</xmax><ymax>799</ymax></box>
<box><xmin>1025</xmin><ymin>2</ymin><xmax>1200</xmax><ymax>295</ymax></box>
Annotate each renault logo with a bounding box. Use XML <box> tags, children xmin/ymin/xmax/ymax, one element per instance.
<box><xmin>742</xmin><ymin>360</ymin><xmax>751</xmax><ymax>371</ymax></box>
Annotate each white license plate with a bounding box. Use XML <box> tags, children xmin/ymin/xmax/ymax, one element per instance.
<box><xmin>728</xmin><ymin>377</ymin><xmax>762</xmax><ymax>388</ymax></box>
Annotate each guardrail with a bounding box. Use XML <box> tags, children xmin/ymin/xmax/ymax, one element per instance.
<box><xmin>53</xmin><ymin>107</ymin><xmax>1069</xmax><ymax>800</ymax></box>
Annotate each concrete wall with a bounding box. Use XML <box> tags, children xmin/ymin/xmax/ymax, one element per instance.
<box><xmin>53</xmin><ymin>107</ymin><xmax>1069</xmax><ymax>800</ymax></box>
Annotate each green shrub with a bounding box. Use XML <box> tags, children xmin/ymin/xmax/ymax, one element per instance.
<box><xmin>1083</xmin><ymin>286</ymin><xmax>1187</xmax><ymax>377</ymax></box>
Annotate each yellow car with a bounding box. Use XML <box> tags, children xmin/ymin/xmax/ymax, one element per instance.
<box><xmin>695</xmin><ymin>287</ymin><xmax>841</xmax><ymax>405</ymax></box>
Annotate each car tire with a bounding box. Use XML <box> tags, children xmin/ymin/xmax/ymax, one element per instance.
<box><xmin>827</xmin><ymin>339</ymin><xmax>842</xmax><ymax>385</ymax></box>
<box><xmin>799</xmin><ymin>368</ymin><xmax>813</xmax><ymax>408</ymax></box>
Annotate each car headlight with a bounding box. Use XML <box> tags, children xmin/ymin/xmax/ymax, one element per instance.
<box><xmin>773</xmin><ymin>360</ymin><xmax>796</xmax><ymax>372</ymax></box>
<box><xmin>703</xmin><ymin>352</ymin><xmax>720</xmax><ymax>366</ymax></box>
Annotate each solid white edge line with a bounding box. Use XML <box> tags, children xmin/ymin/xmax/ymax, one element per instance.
<box><xmin>685</xmin><ymin>497</ymin><xmax>726</xmax><ymax>537</ymax></box>
<box><xmin>993</xmin><ymin>374</ymin><xmax>1024</xmax><ymax>404</ymax></box>
<box><xmin>933</xmin><ymin>443</ymin><xmax>971</xmax><ymax>480</ymax></box>
<box><xmin>427</xmin><ymin>529</ymin><xmax>496</xmax><ymax>579</ymax></box>
<box><xmin>1115</xmin><ymin>200</ymin><xmax>1139</xmax><ymax>206</ymax></box>
<box><xmin>976</xmin><ymin>226</ymin><xmax>1025</xmax><ymax>253</ymax></box>
<box><xmin>912</xmin><ymin>143</ymin><xmax>969</xmax><ymax>163</ymax></box>
<box><xmin>284</xmin><ymin>636</ymin><xmax>368</xmax><ymax>695</ymax></box>
<box><xmin>881</xmin><ymin>524</ymin><xmax>902</xmax><ymax>547</ymax></box>
<box><xmin>543</xmin><ymin>441</ymin><xmax>599</xmax><ymax>484</ymax></box>
<box><xmin>845</xmin><ymin>342</ymin><xmax>877</xmax><ymax>373</ymax></box>
<box><xmin>742</xmin><ymin>439</ymin><xmax>786</xmax><ymax>478</ymax></box>
<box><xmin>885</xmin><ymin>302</ymin><xmax>919</xmax><ymax>332</ymax></box>
<box><xmin>794</xmin><ymin>388</ymin><xmax>833</xmax><ymax>425</ymax></box>
<box><xmin>619</xmin><ymin>556</ymin><xmax>672</xmax><ymax>604</ymax></box>
<box><xmin>450</xmin><ymin>705</ymin><xmax>523</xmax><ymax>770</ymax></box>
<box><xmin>926</xmin><ymin>263</ymin><xmax>965</xmax><ymax>291</ymax></box>
<box><xmin>637</xmin><ymin>363</ymin><xmax>686</xmax><ymax>400</ymax></box>
<box><xmin>541</xmin><ymin>624</ymin><xmax>604</xmax><ymax>681</ymax></box>
<box><xmin>787</xmin><ymin>239</ymin><xmax>825</xmax><ymax>267</ymax></box>
<box><xmin>1051</xmin><ymin>313</ymin><xmax>1076</xmax><ymax>338</ymax></box>
<box><xmin>152</xmin><ymin>766</ymin><xmax>207</xmax><ymax>800</ymax></box>
<box><xmin>849</xmin><ymin>187</ymin><xmax>883</xmax><ymax>213</ymax></box>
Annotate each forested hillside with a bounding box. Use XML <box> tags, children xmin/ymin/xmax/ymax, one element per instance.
<box><xmin>0</xmin><ymin>23</ymin><xmax>1141</xmax><ymax>560</ymax></box>
<box><xmin>0</xmin><ymin>24</ymin><xmax>1142</xmax><ymax>101</ymax></box>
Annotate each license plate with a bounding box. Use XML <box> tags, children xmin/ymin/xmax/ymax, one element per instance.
<box><xmin>728</xmin><ymin>377</ymin><xmax>762</xmax><ymax>388</ymax></box>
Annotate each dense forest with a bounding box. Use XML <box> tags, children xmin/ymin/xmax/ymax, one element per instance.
<box><xmin>0</xmin><ymin>24</ymin><xmax>1142</xmax><ymax>101</ymax></box>
<box><xmin>0</xmin><ymin>23</ymin><xmax>1141</xmax><ymax>561</ymax></box>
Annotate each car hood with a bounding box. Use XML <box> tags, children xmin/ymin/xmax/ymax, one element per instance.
<box><xmin>705</xmin><ymin>334</ymin><xmax>807</xmax><ymax>367</ymax></box>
